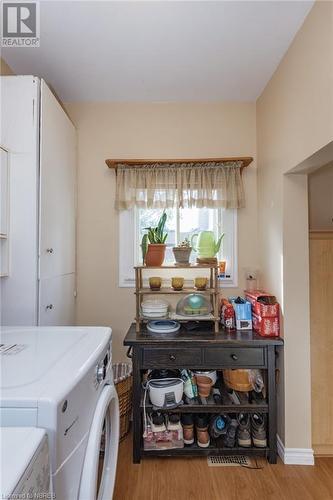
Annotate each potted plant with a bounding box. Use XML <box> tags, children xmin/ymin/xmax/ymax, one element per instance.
<box><xmin>172</xmin><ymin>238</ymin><xmax>192</xmax><ymax>266</ymax></box>
<box><xmin>141</xmin><ymin>211</ymin><xmax>168</xmax><ymax>266</ymax></box>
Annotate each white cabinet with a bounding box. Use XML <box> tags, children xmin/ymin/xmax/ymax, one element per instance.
<box><xmin>39</xmin><ymin>81</ymin><xmax>76</xmax><ymax>279</ymax></box>
<box><xmin>0</xmin><ymin>76</ymin><xmax>76</xmax><ymax>326</ymax></box>
<box><xmin>39</xmin><ymin>274</ymin><xmax>76</xmax><ymax>326</ymax></box>
<box><xmin>0</xmin><ymin>147</ymin><xmax>9</xmax><ymax>277</ymax></box>
<box><xmin>0</xmin><ymin>147</ymin><xmax>9</xmax><ymax>237</ymax></box>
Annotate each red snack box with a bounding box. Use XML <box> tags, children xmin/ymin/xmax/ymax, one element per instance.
<box><xmin>252</xmin><ymin>313</ymin><xmax>279</xmax><ymax>337</ymax></box>
<box><xmin>245</xmin><ymin>290</ymin><xmax>279</xmax><ymax>318</ymax></box>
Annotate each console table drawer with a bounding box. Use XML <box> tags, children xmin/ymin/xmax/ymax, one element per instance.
<box><xmin>204</xmin><ymin>347</ymin><xmax>265</xmax><ymax>367</ymax></box>
<box><xmin>143</xmin><ymin>348</ymin><xmax>202</xmax><ymax>367</ymax></box>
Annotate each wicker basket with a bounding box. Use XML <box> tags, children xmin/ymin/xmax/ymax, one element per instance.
<box><xmin>113</xmin><ymin>363</ymin><xmax>133</xmax><ymax>441</ymax></box>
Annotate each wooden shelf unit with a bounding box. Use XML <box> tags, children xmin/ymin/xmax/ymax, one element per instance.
<box><xmin>124</xmin><ymin>324</ymin><xmax>283</xmax><ymax>464</ymax></box>
<box><xmin>134</xmin><ymin>264</ymin><xmax>219</xmax><ymax>333</ymax></box>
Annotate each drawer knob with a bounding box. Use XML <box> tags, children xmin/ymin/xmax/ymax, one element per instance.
<box><xmin>169</xmin><ymin>354</ymin><xmax>176</xmax><ymax>361</ymax></box>
<box><xmin>46</xmin><ymin>304</ymin><xmax>54</xmax><ymax>310</ymax></box>
<box><xmin>46</xmin><ymin>248</ymin><xmax>54</xmax><ymax>254</ymax></box>
<box><xmin>231</xmin><ymin>354</ymin><xmax>238</xmax><ymax>361</ymax></box>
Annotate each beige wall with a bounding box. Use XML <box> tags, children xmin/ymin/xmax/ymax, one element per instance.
<box><xmin>257</xmin><ymin>0</ymin><xmax>333</xmax><ymax>449</ymax></box>
<box><xmin>0</xmin><ymin>58</ymin><xmax>14</xmax><ymax>75</ymax></box>
<box><xmin>309</xmin><ymin>163</ymin><xmax>333</xmax><ymax>231</ymax></box>
<box><xmin>65</xmin><ymin>101</ymin><xmax>257</xmax><ymax>362</ymax></box>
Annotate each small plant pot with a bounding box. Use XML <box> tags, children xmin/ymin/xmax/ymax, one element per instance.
<box><xmin>145</xmin><ymin>244</ymin><xmax>166</xmax><ymax>267</ymax></box>
<box><xmin>195</xmin><ymin>375</ymin><xmax>213</xmax><ymax>398</ymax></box>
<box><xmin>172</xmin><ymin>247</ymin><xmax>192</xmax><ymax>266</ymax></box>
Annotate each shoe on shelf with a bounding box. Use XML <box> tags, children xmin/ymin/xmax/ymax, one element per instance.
<box><xmin>167</xmin><ymin>413</ymin><xmax>182</xmax><ymax>431</ymax></box>
<box><xmin>209</xmin><ymin>414</ymin><xmax>229</xmax><ymax>439</ymax></box>
<box><xmin>237</xmin><ymin>413</ymin><xmax>251</xmax><ymax>448</ymax></box>
<box><xmin>195</xmin><ymin>414</ymin><xmax>210</xmax><ymax>448</ymax></box>
<box><xmin>151</xmin><ymin>412</ymin><xmax>166</xmax><ymax>433</ymax></box>
<box><xmin>251</xmin><ymin>413</ymin><xmax>267</xmax><ymax>448</ymax></box>
<box><xmin>224</xmin><ymin>418</ymin><xmax>238</xmax><ymax>448</ymax></box>
<box><xmin>181</xmin><ymin>413</ymin><xmax>195</xmax><ymax>445</ymax></box>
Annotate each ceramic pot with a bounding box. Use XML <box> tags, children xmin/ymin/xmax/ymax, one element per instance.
<box><xmin>171</xmin><ymin>277</ymin><xmax>184</xmax><ymax>291</ymax></box>
<box><xmin>149</xmin><ymin>277</ymin><xmax>162</xmax><ymax>290</ymax></box>
<box><xmin>195</xmin><ymin>375</ymin><xmax>213</xmax><ymax>397</ymax></box>
<box><xmin>172</xmin><ymin>247</ymin><xmax>192</xmax><ymax>265</ymax></box>
<box><xmin>145</xmin><ymin>244</ymin><xmax>166</xmax><ymax>267</ymax></box>
<box><xmin>194</xmin><ymin>277</ymin><xmax>208</xmax><ymax>290</ymax></box>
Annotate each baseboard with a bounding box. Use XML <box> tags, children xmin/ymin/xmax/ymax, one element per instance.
<box><xmin>313</xmin><ymin>444</ymin><xmax>333</xmax><ymax>456</ymax></box>
<box><xmin>277</xmin><ymin>435</ymin><xmax>314</xmax><ymax>465</ymax></box>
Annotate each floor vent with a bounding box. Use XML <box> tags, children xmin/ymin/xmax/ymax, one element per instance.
<box><xmin>207</xmin><ymin>455</ymin><xmax>252</xmax><ymax>467</ymax></box>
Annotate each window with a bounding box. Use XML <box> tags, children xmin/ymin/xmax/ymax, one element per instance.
<box><xmin>119</xmin><ymin>207</ymin><xmax>237</xmax><ymax>287</ymax></box>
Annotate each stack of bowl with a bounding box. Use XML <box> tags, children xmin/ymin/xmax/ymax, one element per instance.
<box><xmin>141</xmin><ymin>299</ymin><xmax>169</xmax><ymax>318</ymax></box>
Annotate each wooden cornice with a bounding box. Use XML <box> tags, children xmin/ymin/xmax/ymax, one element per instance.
<box><xmin>105</xmin><ymin>156</ymin><xmax>253</xmax><ymax>172</ymax></box>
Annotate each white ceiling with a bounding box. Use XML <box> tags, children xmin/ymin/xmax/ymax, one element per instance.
<box><xmin>3</xmin><ymin>0</ymin><xmax>314</xmax><ymax>102</ymax></box>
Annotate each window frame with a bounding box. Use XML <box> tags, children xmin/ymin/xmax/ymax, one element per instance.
<box><xmin>118</xmin><ymin>207</ymin><xmax>238</xmax><ymax>288</ymax></box>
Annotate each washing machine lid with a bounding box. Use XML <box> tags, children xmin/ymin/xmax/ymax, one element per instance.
<box><xmin>0</xmin><ymin>327</ymin><xmax>111</xmax><ymax>405</ymax></box>
<box><xmin>0</xmin><ymin>427</ymin><xmax>47</xmax><ymax>497</ymax></box>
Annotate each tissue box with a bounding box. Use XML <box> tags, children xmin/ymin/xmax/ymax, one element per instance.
<box><xmin>245</xmin><ymin>290</ymin><xmax>279</xmax><ymax>318</ymax></box>
<box><xmin>252</xmin><ymin>313</ymin><xmax>279</xmax><ymax>337</ymax></box>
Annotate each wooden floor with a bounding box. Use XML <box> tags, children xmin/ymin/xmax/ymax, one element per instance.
<box><xmin>113</xmin><ymin>434</ymin><xmax>333</xmax><ymax>500</ymax></box>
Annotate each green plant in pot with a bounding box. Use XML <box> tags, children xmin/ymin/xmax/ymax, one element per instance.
<box><xmin>141</xmin><ymin>211</ymin><xmax>168</xmax><ymax>266</ymax></box>
<box><xmin>172</xmin><ymin>238</ymin><xmax>192</xmax><ymax>266</ymax></box>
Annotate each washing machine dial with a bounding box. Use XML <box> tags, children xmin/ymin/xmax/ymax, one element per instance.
<box><xmin>96</xmin><ymin>363</ymin><xmax>106</xmax><ymax>383</ymax></box>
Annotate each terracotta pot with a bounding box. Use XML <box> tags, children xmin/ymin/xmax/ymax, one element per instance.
<box><xmin>195</xmin><ymin>375</ymin><xmax>213</xmax><ymax>398</ymax></box>
<box><xmin>172</xmin><ymin>247</ymin><xmax>192</xmax><ymax>266</ymax></box>
<box><xmin>145</xmin><ymin>244</ymin><xmax>166</xmax><ymax>267</ymax></box>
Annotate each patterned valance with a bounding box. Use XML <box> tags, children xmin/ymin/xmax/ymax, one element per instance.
<box><xmin>115</xmin><ymin>161</ymin><xmax>245</xmax><ymax>210</ymax></box>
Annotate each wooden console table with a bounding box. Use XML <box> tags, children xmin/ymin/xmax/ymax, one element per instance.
<box><xmin>124</xmin><ymin>324</ymin><xmax>283</xmax><ymax>464</ymax></box>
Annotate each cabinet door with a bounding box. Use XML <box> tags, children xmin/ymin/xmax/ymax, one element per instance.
<box><xmin>39</xmin><ymin>80</ymin><xmax>76</xmax><ymax>279</ymax></box>
<box><xmin>38</xmin><ymin>273</ymin><xmax>76</xmax><ymax>326</ymax></box>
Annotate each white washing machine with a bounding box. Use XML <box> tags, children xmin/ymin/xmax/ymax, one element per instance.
<box><xmin>0</xmin><ymin>427</ymin><xmax>50</xmax><ymax>498</ymax></box>
<box><xmin>0</xmin><ymin>326</ymin><xmax>119</xmax><ymax>500</ymax></box>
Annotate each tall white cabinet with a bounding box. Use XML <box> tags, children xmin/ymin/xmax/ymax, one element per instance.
<box><xmin>0</xmin><ymin>76</ymin><xmax>76</xmax><ymax>326</ymax></box>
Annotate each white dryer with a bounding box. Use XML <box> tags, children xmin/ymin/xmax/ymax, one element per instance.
<box><xmin>0</xmin><ymin>326</ymin><xmax>119</xmax><ymax>500</ymax></box>
<box><xmin>0</xmin><ymin>427</ymin><xmax>50</xmax><ymax>498</ymax></box>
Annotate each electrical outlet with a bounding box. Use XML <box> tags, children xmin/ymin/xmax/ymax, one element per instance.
<box><xmin>245</xmin><ymin>269</ymin><xmax>257</xmax><ymax>280</ymax></box>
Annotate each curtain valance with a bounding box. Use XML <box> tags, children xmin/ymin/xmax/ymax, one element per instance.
<box><xmin>115</xmin><ymin>161</ymin><xmax>245</xmax><ymax>210</ymax></box>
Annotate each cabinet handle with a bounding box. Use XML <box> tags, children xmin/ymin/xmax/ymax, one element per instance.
<box><xmin>169</xmin><ymin>354</ymin><xmax>176</xmax><ymax>361</ymax></box>
<box><xmin>46</xmin><ymin>248</ymin><xmax>54</xmax><ymax>254</ymax></box>
<box><xmin>231</xmin><ymin>354</ymin><xmax>238</xmax><ymax>361</ymax></box>
<box><xmin>126</xmin><ymin>347</ymin><xmax>133</xmax><ymax>359</ymax></box>
<box><xmin>46</xmin><ymin>304</ymin><xmax>54</xmax><ymax>310</ymax></box>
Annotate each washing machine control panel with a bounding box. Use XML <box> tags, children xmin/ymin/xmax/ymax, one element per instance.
<box><xmin>96</xmin><ymin>363</ymin><xmax>106</xmax><ymax>383</ymax></box>
<box><xmin>94</xmin><ymin>346</ymin><xmax>111</xmax><ymax>387</ymax></box>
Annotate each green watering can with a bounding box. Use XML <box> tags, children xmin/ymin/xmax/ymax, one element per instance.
<box><xmin>191</xmin><ymin>231</ymin><xmax>224</xmax><ymax>258</ymax></box>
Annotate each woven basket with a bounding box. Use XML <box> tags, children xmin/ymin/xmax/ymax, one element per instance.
<box><xmin>113</xmin><ymin>363</ymin><xmax>133</xmax><ymax>441</ymax></box>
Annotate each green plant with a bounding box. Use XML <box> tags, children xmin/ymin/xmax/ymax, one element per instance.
<box><xmin>176</xmin><ymin>238</ymin><xmax>191</xmax><ymax>248</ymax></box>
<box><xmin>141</xmin><ymin>211</ymin><xmax>168</xmax><ymax>263</ymax></box>
<box><xmin>145</xmin><ymin>211</ymin><xmax>168</xmax><ymax>244</ymax></box>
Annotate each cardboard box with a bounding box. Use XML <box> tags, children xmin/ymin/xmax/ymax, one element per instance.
<box><xmin>252</xmin><ymin>313</ymin><xmax>279</xmax><ymax>337</ymax></box>
<box><xmin>245</xmin><ymin>290</ymin><xmax>279</xmax><ymax>318</ymax></box>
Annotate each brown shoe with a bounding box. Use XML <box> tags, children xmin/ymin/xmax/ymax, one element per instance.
<box><xmin>195</xmin><ymin>415</ymin><xmax>210</xmax><ymax>448</ymax></box>
<box><xmin>181</xmin><ymin>413</ymin><xmax>194</xmax><ymax>445</ymax></box>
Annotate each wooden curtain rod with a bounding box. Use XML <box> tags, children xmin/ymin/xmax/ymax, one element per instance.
<box><xmin>105</xmin><ymin>156</ymin><xmax>253</xmax><ymax>171</ymax></box>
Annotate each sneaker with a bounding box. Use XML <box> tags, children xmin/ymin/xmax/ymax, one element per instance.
<box><xmin>251</xmin><ymin>413</ymin><xmax>267</xmax><ymax>448</ymax></box>
<box><xmin>237</xmin><ymin>413</ymin><xmax>251</xmax><ymax>447</ymax></box>
<box><xmin>209</xmin><ymin>414</ymin><xmax>229</xmax><ymax>439</ymax></box>
<box><xmin>224</xmin><ymin>418</ymin><xmax>238</xmax><ymax>448</ymax></box>
<box><xmin>181</xmin><ymin>413</ymin><xmax>194</xmax><ymax>445</ymax></box>
<box><xmin>195</xmin><ymin>414</ymin><xmax>210</xmax><ymax>448</ymax></box>
<box><xmin>151</xmin><ymin>412</ymin><xmax>166</xmax><ymax>433</ymax></box>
